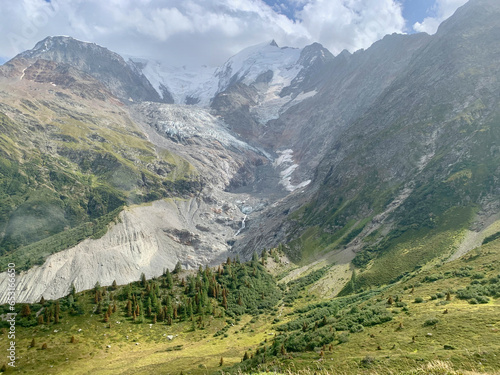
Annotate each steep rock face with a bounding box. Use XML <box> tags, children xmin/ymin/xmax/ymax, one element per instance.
<box><xmin>17</xmin><ymin>36</ymin><xmax>163</xmax><ymax>103</ymax></box>
<box><xmin>0</xmin><ymin>196</ymin><xmax>246</xmax><ymax>303</ymax></box>
<box><xmin>236</xmin><ymin>0</ymin><xmax>500</xmax><ymax>281</ymax></box>
<box><xmin>254</xmin><ymin>32</ymin><xmax>431</xmax><ymax>182</ymax></box>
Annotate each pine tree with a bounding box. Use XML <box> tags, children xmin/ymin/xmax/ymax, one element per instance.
<box><xmin>173</xmin><ymin>261</ymin><xmax>182</xmax><ymax>274</ymax></box>
<box><xmin>387</xmin><ymin>296</ymin><xmax>394</xmax><ymax>305</ymax></box>
<box><xmin>37</xmin><ymin>315</ymin><xmax>44</xmax><ymax>325</ymax></box>
<box><xmin>222</xmin><ymin>293</ymin><xmax>228</xmax><ymax>310</ymax></box>
<box><xmin>242</xmin><ymin>351</ymin><xmax>249</xmax><ymax>361</ymax></box>
<box><xmin>261</xmin><ymin>249</ymin><xmax>268</xmax><ymax>265</ymax></box>
<box><xmin>126</xmin><ymin>300</ymin><xmax>132</xmax><ymax>317</ymax></box>
<box><xmin>40</xmin><ymin>296</ymin><xmax>45</xmax><ymax>305</ymax></box>
<box><xmin>111</xmin><ymin>280</ymin><xmax>118</xmax><ymax>290</ymax></box>
<box><xmin>219</xmin><ymin>357</ymin><xmax>224</xmax><ymax>366</ymax></box>
<box><xmin>20</xmin><ymin>304</ymin><xmax>31</xmax><ymax>318</ymax></box>
<box><xmin>30</xmin><ymin>338</ymin><xmax>36</xmax><ymax>348</ymax></box>
<box><xmin>140</xmin><ymin>273</ymin><xmax>147</xmax><ymax>287</ymax></box>
<box><xmin>41</xmin><ymin>343</ymin><xmax>48</xmax><ymax>350</ymax></box>
<box><xmin>350</xmin><ymin>269</ymin><xmax>357</xmax><ymax>292</ymax></box>
<box><xmin>165</xmin><ymin>269</ymin><xmax>173</xmax><ymax>289</ymax></box>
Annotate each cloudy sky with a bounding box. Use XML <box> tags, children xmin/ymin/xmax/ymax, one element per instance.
<box><xmin>0</xmin><ymin>0</ymin><xmax>468</xmax><ymax>66</ymax></box>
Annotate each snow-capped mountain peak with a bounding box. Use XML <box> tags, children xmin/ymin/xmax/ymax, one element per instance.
<box><xmin>214</xmin><ymin>40</ymin><xmax>301</xmax><ymax>94</ymax></box>
<box><xmin>127</xmin><ymin>40</ymin><xmax>307</xmax><ymax>108</ymax></box>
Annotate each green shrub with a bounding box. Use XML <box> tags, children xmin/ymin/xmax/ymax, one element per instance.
<box><xmin>423</xmin><ymin>318</ymin><xmax>439</xmax><ymax>326</ymax></box>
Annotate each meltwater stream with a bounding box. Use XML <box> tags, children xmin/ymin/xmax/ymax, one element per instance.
<box><xmin>235</xmin><ymin>215</ymin><xmax>247</xmax><ymax>236</ymax></box>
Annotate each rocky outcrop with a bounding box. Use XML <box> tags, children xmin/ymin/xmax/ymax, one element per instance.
<box><xmin>17</xmin><ymin>36</ymin><xmax>163</xmax><ymax>103</ymax></box>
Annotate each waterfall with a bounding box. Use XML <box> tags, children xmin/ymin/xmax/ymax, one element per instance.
<box><xmin>235</xmin><ymin>215</ymin><xmax>247</xmax><ymax>236</ymax></box>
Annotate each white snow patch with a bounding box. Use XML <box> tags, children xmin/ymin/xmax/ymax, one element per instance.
<box><xmin>274</xmin><ymin>149</ymin><xmax>294</xmax><ymax>166</ymax></box>
<box><xmin>274</xmin><ymin>149</ymin><xmax>312</xmax><ymax>192</ymax></box>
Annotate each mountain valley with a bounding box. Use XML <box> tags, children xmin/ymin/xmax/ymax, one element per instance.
<box><xmin>0</xmin><ymin>0</ymin><xmax>499</xmax><ymax>373</ymax></box>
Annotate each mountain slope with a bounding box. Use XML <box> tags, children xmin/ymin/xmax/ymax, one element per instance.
<box><xmin>0</xmin><ymin>56</ymin><xmax>198</xmax><ymax>271</ymax></box>
<box><xmin>237</xmin><ymin>0</ymin><xmax>500</xmax><ymax>290</ymax></box>
<box><xmin>17</xmin><ymin>36</ymin><xmax>164</xmax><ymax>103</ymax></box>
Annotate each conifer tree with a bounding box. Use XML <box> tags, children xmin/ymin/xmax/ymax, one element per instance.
<box><xmin>222</xmin><ymin>293</ymin><xmax>228</xmax><ymax>310</ymax></box>
<box><xmin>350</xmin><ymin>269</ymin><xmax>357</xmax><ymax>292</ymax></box>
<box><xmin>20</xmin><ymin>304</ymin><xmax>31</xmax><ymax>318</ymax></box>
<box><xmin>70</xmin><ymin>336</ymin><xmax>76</xmax><ymax>344</ymax></box>
<box><xmin>126</xmin><ymin>300</ymin><xmax>132</xmax><ymax>317</ymax></box>
<box><xmin>173</xmin><ymin>261</ymin><xmax>182</xmax><ymax>274</ymax></box>
<box><xmin>30</xmin><ymin>338</ymin><xmax>36</xmax><ymax>348</ymax></box>
<box><xmin>165</xmin><ymin>269</ymin><xmax>173</xmax><ymax>289</ymax></box>
<box><xmin>111</xmin><ymin>280</ymin><xmax>118</xmax><ymax>290</ymax></box>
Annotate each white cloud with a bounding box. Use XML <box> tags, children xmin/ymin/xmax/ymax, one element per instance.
<box><xmin>297</xmin><ymin>0</ymin><xmax>405</xmax><ymax>54</ymax></box>
<box><xmin>0</xmin><ymin>0</ymin><xmax>406</xmax><ymax>66</ymax></box>
<box><xmin>413</xmin><ymin>0</ymin><xmax>468</xmax><ymax>34</ymax></box>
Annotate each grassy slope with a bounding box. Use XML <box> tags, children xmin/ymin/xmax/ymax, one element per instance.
<box><xmin>1</xmin><ymin>239</ymin><xmax>499</xmax><ymax>374</ymax></box>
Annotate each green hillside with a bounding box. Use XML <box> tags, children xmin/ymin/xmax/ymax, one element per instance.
<box><xmin>2</xmin><ymin>238</ymin><xmax>499</xmax><ymax>374</ymax></box>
